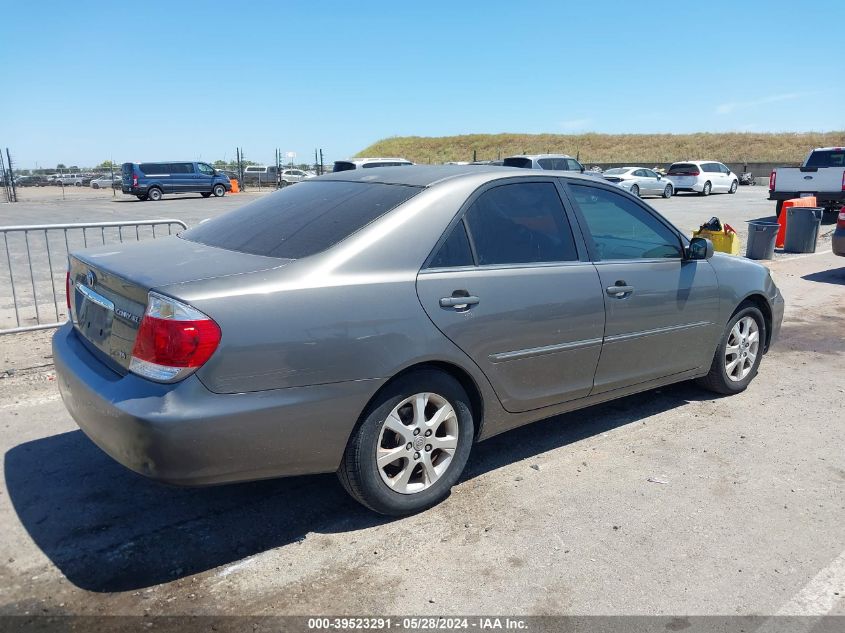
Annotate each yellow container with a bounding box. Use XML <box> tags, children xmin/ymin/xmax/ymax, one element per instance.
<box><xmin>692</xmin><ymin>228</ymin><xmax>740</xmax><ymax>255</ymax></box>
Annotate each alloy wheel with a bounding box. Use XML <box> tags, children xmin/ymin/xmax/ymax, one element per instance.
<box><xmin>376</xmin><ymin>392</ymin><xmax>459</xmax><ymax>494</ymax></box>
<box><xmin>725</xmin><ymin>316</ymin><xmax>759</xmax><ymax>382</ymax></box>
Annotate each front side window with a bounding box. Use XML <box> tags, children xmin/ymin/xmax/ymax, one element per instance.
<box><xmin>564</xmin><ymin>159</ymin><xmax>582</xmax><ymax>171</ymax></box>
<box><xmin>198</xmin><ymin>163</ymin><xmax>214</xmax><ymax>175</ymax></box>
<box><xmin>463</xmin><ymin>182</ymin><xmax>578</xmax><ymax>265</ymax></box>
<box><xmin>570</xmin><ymin>185</ymin><xmax>682</xmax><ymax>260</ymax></box>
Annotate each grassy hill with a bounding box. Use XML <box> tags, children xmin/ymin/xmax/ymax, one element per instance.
<box><xmin>356</xmin><ymin>132</ymin><xmax>845</xmax><ymax>165</ymax></box>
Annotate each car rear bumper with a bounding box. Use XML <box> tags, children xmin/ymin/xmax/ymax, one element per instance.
<box><xmin>52</xmin><ymin>322</ymin><xmax>381</xmax><ymax>486</ymax></box>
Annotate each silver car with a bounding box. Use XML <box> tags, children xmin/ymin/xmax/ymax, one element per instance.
<box><xmin>54</xmin><ymin>166</ymin><xmax>784</xmax><ymax>515</ymax></box>
<box><xmin>603</xmin><ymin>167</ymin><xmax>674</xmax><ymax>198</ymax></box>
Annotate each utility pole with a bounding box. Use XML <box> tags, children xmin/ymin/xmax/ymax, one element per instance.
<box><xmin>319</xmin><ymin>149</ymin><xmax>324</xmax><ymax>175</ymax></box>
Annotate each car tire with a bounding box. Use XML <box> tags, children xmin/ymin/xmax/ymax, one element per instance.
<box><xmin>212</xmin><ymin>184</ymin><xmax>226</xmax><ymax>197</ymax></box>
<box><xmin>92</xmin><ymin>183</ymin><xmax>100</xmax><ymax>189</ymax></box>
<box><xmin>696</xmin><ymin>303</ymin><xmax>766</xmax><ymax>395</ymax></box>
<box><xmin>700</xmin><ymin>181</ymin><xmax>711</xmax><ymax>196</ymax></box>
<box><xmin>136</xmin><ymin>195</ymin><xmax>148</xmax><ymax>201</ymax></box>
<box><xmin>147</xmin><ymin>187</ymin><xmax>162</xmax><ymax>202</ymax></box>
<box><xmin>201</xmin><ymin>192</ymin><xmax>212</xmax><ymax>198</ymax></box>
<box><xmin>663</xmin><ymin>184</ymin><xmax>673</xmax><ymax>198</ymax></box>
<box><xmin>338</xmin><ymin>369</ymin><xmax>475</xmax><ymax>516</ymax></box>
<box><xmin>729</xmin><ymin>180</ymin><xmax>738</xmax><ymax>194</ymax></box>
<box><xmin>630</xmin><ymin>184</ymin><xmax>640</xmax><ymax>197</ymax></box>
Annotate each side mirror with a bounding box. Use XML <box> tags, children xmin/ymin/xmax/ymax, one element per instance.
<box><xmin>688</xmin><ymin>237</ymin><xmax>714</xmax><ymax>260</ymax></box>
<box><xmin>656</xmin><ymin>174</ymin><xmax>662</xmax><ymax>180</ymax></box>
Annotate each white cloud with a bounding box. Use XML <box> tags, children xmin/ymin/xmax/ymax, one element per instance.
<box><xmin>559</xmin><ymin>118</ymin><xmax>592</xmax><ymax>131</ymax></box>
<box><xmin>716</xmin><ymin>93</ymin><xmax>806</xmax><ymax>115</ymax></box>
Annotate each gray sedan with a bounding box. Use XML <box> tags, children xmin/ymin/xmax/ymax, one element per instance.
<box><xmin>54</xmin><ymin>166</ymin><xmax>783</xmax><ymax>515</ymax></box>
<box><xmin>603</xmin><ymin>167</ymin><xmax>674</xmax><ymax>198</ymax></box>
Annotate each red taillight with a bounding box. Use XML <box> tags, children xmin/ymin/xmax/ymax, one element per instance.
<box><xmin>770</xmin><ymin>170</ymin><xmax>777</xmax><ymax>191</ymax></box>
<box><xmin>65</xmin><ymin>271</ymin><xmax>71</xmax><ymax>310</ymax></box>
<box><xmin>837</xmin><ymin>209</ymin><xmax>845</xmax><ymax>229</ymax></box>
<box><xmin>132</xmin><ymin>174</ymin><xmax>138</xmax><ymax>187</ymax></box>
<box><xmin>129</xmin><ymin>292</ymin><xmax>220</xmax><ymax>382</ymax></box>
<box><xmin>841</xmin><ymin>171</ymin><xmax>845</xmax><ymax>192</ymax></box>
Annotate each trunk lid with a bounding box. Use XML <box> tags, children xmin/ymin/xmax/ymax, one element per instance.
<box><xmin>69</xmin><ymin>236</ymin><xmax>288</xmax><ymax>372</ymax></box>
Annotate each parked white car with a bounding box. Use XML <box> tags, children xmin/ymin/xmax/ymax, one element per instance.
<box><xmin>333</xmin><ymin>157</ymin><xmax>414</xmax><ymax>171</ymax></box>
<box><xmin>602</xmin><ymin>167</ymin><xmax>674</xmax><ymax>198</ymax></box>
<box><xmin>56</xmin><ymin>173</ymin><xmax>84</xmax><ymax>186</ymax></box>
<box><xmin>665</xmin><ymin>161</ymin><xmax>738</xmax><ymax>196</ymax></box>
<box><xmin>90</xmin><ymin>175</ymin><xmax>121</xmax><ymax>189</ymax></box>
<box><xmin>280</xmin><ymin>169</ymin><xmax>315</xmax><ymax>185</ymax></box>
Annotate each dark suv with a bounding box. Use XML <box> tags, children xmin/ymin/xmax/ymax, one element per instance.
<box><xmin>121</xmin><ymin>162</ymin><xmax>232</xmax><ymax>201</ymax></box>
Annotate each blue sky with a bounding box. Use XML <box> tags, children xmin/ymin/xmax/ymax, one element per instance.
<box><xmin>2</xmin><ymin>0</ymin><xmax>844</xmax><ymax>169</ymax></box>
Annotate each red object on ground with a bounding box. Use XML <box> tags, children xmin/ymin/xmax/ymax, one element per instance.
<box><xmin>775</xmin><ymin>196</ymin><xmax>817</xmax><ymax>248</ymax></box>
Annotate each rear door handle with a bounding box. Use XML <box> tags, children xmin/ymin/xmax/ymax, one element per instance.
<box><xmin>606</xmin><ymin>285</ymin><xmax>634</xmax><ymax>297</ymax></box>
<box><xmin>440</xmin><ymin>295</ymin><xmax>480</xmax><ymax>309</ymax></box>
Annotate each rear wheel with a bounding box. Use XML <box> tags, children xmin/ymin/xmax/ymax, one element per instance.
<box><xmin>136</xmin><ymin>195</ymin><xmax>148</xmax><ymax>201</ymax></box>
<box><xmin>338</xmin><ymin>369</ymin><xmax>474</xmax><ymax>515</ymax></box>
<box><xmin>700</xmin><ymin>181</ymin><xmax>712</xmax><ymax>196</ymax></box>
<box><xmin>729</xmin><ymin>180</ymin><xmax>738</xmax><ymax>194</ymax></box>
<box><xmin>147</xmin><ymin>187</ymin><xmax>162</xmax><ymax>202</ymax></box>
<box><xmin>663</xmin><ymin>184</ymin><xmax>673</xmax><ymax>198</ymax></box>
<box><xmin>201</xmin><ymin>192</ymin><xmax>212</xmax><ymax>198</ymax></box>
<box><xmin>212</xmin><ymin>184</ymin><xmax>226</xmax><ymax>197</ymax></box>
<box><xmin>92</xmin><ymin>183</ymin><xmax>100</xmax><ymax>189</ymax></box>
<box><xmin>630</xmin><ymin>184</ymin><xmax>640</xmax><ymax>197</ymax></box>
<box><xmin>697</xmin><ymin>303</ymin><xmax>765</xmax><ymax>394</ymax></box>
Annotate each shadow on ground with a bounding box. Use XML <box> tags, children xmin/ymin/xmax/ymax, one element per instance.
<box><xmin>802</xmin><ymin>267</ymin><xmax>845</xmax><ymax>286</ymax></box>
<box><xmin>5</xmin><ymin>381</ymin><xmax>707</xmax><ymax>593</ymax></box>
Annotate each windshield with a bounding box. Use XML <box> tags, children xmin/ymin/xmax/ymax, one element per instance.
<box><xmin>182</xmin><ymin>180</ymin><xmax>421</xmax><ymax>259</ymax></box>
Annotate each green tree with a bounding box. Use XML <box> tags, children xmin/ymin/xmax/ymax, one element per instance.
<box><xmin>56</xmin><ymin>163</ymin><xmax>66</xmax><ymax>171</ymax></box>
<box><xmin>96</xmin><ymin>160</ymin><xmax>116</xmax><ymax>170</ymax></box>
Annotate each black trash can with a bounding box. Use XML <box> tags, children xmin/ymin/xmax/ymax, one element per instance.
<box><xmin>745</xmin><ymin>218</ymin><xmax>780</xmax><ymax>260</ymax></box>
<box><xmin>784</xmin><ymin>207</ymin><xmax>823</xmax><ymax>254</ymax></box>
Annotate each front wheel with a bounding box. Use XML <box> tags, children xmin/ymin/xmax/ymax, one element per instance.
<box><xmin>662</xmin><ymin>184</ymin><xmax>673</xmax><ymax>198</ymax></box>
<box><xmin>92</xmin><ymin>183</ymin><xmax>100</xmax><ymax>189</ymax></box>
<box><xmin>212</xmin><ymin>184</ymin><xmax>226</xmax><ymax>197</ymax></box>
<box><xmin>338</xmin><ymin>370</ymin><xmax>474</xmax><ymax>515</ymax></box>
<box><xmin>697</xmin><ymin>304</ymin><xmax>766</xmax><ymax>394</ymax></box>
<box><xmin>630</xmin><ymin>184</ymin><xmax>640</xmax><ymax>197</ymax></box>
<box><xmin>729</xmin><ymin>180</ymin><xmax>738</xmax><ymax>194</ymax></box>
<box><xmin>700</xmin><ymin>181</ymin><xmax>712</xmax><ymax>196</ymax></box>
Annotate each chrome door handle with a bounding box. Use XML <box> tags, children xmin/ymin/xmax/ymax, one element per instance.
<box><xmin>606</xmin><ymin>285</ymin><xmax>634</xmax><ymax>297</ymax></box>
<box><xmin>440</xmin><ymin>295</ymin><xmax>480</xmax><ymax>309</ymax></box>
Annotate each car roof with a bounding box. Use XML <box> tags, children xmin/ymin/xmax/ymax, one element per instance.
<box><xmin>672</xmin><ymin>160</ymin><xmax>721</xmax><ymax>164</ymax></box>
<box><xmin>317</xmin><ymin>164</ymin><xmax>604</xmax><ymax>188</ymax></box>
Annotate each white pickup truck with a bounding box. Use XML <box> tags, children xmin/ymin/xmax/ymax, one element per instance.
<box><xmin>769</xmin><ymin>147</ymin><xmax>845</xmax><ymax>214</ymax></box>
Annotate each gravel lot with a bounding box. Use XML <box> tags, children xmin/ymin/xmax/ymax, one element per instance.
<box><xmin>0</xmin><ymin>184</ymin><xmax>843</xmax><ymax>619</ymax></box>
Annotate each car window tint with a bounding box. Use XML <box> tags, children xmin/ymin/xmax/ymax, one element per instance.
<box><xmin>428</xmin><ymin>220</ymin><xmax>474</xmax><ymax>268</ymax></box>
<box><xmin>571</xmin><ymin>185</ymin><xmax>682</xmax><ymax>260</ymax></box>
<box><xmin>464</xmin><ymin>182</ymin><xmax>578</xmax><ymax>265</ymax></box>
<box><xmin>502</xmin><ymin>157</ymin><xmax>533</xmax><ymax>169</ymax></box>
<box><xmin>182</xmin><ymin>181</ymin><xmax>420</xmax><ymax>259</ymax></box>
<box><xmin>565</xmin><ymin>159</ymin><xmax>582</xmax><ymax>171</ymax></box>
<box><xmin>667</xmin><ymin>163</ymin><xmax>696</xmax><ymax>175</ymax></box>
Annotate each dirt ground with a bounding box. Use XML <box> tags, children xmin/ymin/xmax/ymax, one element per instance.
<box><xmin>0</xmin><ymin>239</ymin><xmax>843</xmax><ymax>619</ymax></box>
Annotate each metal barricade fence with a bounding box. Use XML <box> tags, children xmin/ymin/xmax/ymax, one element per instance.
<box><xmin>0</xmin><ymin>219</ymin><xmax>188</xmax><ymax>334</ymax></box>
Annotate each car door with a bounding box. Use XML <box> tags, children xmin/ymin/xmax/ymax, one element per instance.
<box><xmin>703</xmin><ymin>162</ymin><xmax>724</xmax><ymax>191</ymax></box>
<box><xmin>566</xmin><ymin>182</ymin><xmax>721</xmax><ymax>394</ymax></box>
<box><xmin>416</xmin><ymin>179</ymin><xmax>606</xmax><ymax>413</ymax></box>
<box><xmin>642</xmin><ymin>169</ymin><xmax>662</xmax><ymax>195</ymax></box>
<box><xmin>196</xmin><ymin>162</ymin><xmax>215</xmax><ymax>192</ymax></box>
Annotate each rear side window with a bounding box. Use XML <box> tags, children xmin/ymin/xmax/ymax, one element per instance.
<box><xmin>503</xmin><ymin>157</ymin><xmax>533</xmax><ymax>169</ymax></box>
<box><xmin>667</xmin><ymin>163</ymin><xmax>697</xmax><ymax>175</ymax></box>
<box><xmin>428</xmin><ymin>220</ymin><xmax>474</xmax><ymax>268</ymax></box>
<box><xmin>333</xmin><ymin>161</ymin><xmax>356</xmax><ymax>172</ymax></box>
<box><xmin>570</xmin><ymin>185</ymin><xmax>682</xmax><ymax>260</ymax></box>
<box><xmin>805</xmin><ymin>150</ymin><xmax>845</xmax><ymax>168</ymax></box>
<box><xmin>702</xmin><ymin>163</ymin><xmax>720</xmax><ymax>173</ymax></box>
<box><xmin>182</xmin><ymin>181</ymin><xmax>420</xmax><ymax>259</ymax></box>
<box><xmin>463</xmin><ymin>182</ymin><xmax>578</xmax><ymax>265</ymax></box>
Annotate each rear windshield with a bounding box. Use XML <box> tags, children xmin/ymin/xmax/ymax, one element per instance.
<box><xmin>121</xmin><ymin>163</ymin><xmax>133</xmax><ymax>176</ymax></box>
<box><xmin>181</xmin><ymin>181</ymin><xmax>421</xmax><ymax>259</ymax></box>
<box><xmin>668</xmin><ymin>163</ymin><xmax>698</xmax><ymax>174</ymax></box>
<box><xmin>805</xmin><ymin>150</ymin><xmax>845</xmax><ymax>168</ymax></box>
<box><xmin>604</xmin><ymin>168</ymin><xmax>629</xmax><ymax>175</ymax></box>
<box><xmin>503</xmin><ymin>157</ymin><xmax>533</xmax><ymax>169</ymax></box>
